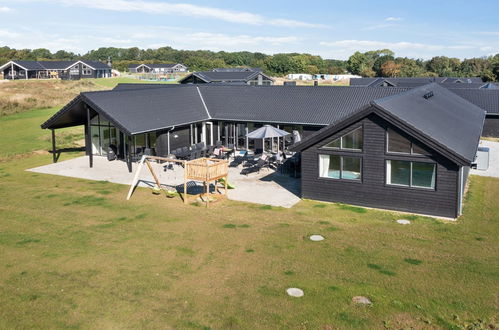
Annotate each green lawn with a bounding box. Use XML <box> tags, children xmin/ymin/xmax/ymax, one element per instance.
<box><xmin>0</xmin><ymin>107</ymin><xmax>83</xmax><ymax>160</ymax></box>
<box><xmin>91</xmin><ymin>77</ymin><xmax>179</xmax><ymax>89</ymax></box>
<box><xmin>0</xmin><ymin>108</ymin><xmax>498</xmax><ymax>329</ymax></box>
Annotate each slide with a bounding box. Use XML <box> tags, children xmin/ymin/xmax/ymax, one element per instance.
<box><xmin>218</xmin><ymin>178</ymin><xmax>236</xmax><ymax>189</ymax></box>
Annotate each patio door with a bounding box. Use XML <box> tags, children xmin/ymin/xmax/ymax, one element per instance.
<box><xmin>205</xmin><ymin>122</ymin><xmax>213</xmax><ymax>146</ymax></box>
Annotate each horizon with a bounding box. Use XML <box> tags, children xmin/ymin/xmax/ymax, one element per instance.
<box><xmin>0</xmin><ymin>0</ymin><xmax>498</xmax><ymax>60</ymax></box>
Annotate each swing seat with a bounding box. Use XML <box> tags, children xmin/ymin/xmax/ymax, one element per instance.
<box><xmin>165</xmin><ymin>189</ymin><xmax>176</xmax><ymax>198</ymax></box>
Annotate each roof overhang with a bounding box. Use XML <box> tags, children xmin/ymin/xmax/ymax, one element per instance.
<box><xmin>291</xmin><ymin>103</ymin><xmax>478</xmax><ymax>166</ymax></box>
<box><xmin>0</xmin><ymin>61</ymin><xmax>29</xmax><ymax>71</ymax></box>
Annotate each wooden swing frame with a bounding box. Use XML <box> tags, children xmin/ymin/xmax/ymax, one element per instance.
<box><xmin>126</xmin><ymin>155</ymin><xmax>229</xmax><ymax>207</ymax></box>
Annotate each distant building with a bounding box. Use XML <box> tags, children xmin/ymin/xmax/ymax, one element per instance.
<box><xmin>0</xmin><ymin>60</ymin><xmax>112</xmax><ymax>80</ymax></box>
<box><xmin>313</xmin><ymin>74</ymin><xmax>362</xmax><ymax>81</ymax></box>
<box><xmin>287</xmin><ymin>74</ymin><xmax>313</xmax><ymax>81</ymax></box>
<box><xmin>179</xmin><ymin>68</ymin><xmax>273</xmax><ymax>85</ymax></box>
<box><xmin>128</xmin><ymin>63</ymin><xmax>188</xmax><ymax>74</ymax></box>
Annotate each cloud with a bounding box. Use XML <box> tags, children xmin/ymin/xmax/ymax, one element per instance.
<box><xmin>0</xmin><ymin>6</ymin><xmax>11</xmax><ymax>12</ymax></box>
<box><xmin>0</xmin><ymin>29</ymin><xmax>18</xmax><ymax>38</ymax></box>
<box><xmin>0</xmin><ymin>22</ymin><xmax>300</xmax><ymax>55</ymax></box>
<box><xmin>385</xmin><ymin>17</ymin><xmax>402</xmax><ymax>21</ymax></box>
<box><xmin>54</xmin><ymin>0</ymin><xmax>327</xmax><ymax>28</ymax></box>
<box><xmin>319</xmin><ymin>39</ymin><xmax>474</xmax><ymax>52</ymax></box>
<box><xmin>185</xmin><ymin>33</ymin><xmax>298</xmax><ymax>47</ymax></box>
<box><xmin>362</xmin><ymin>23</ymin><xmax>395</xmax><ymax>31</ymax></box>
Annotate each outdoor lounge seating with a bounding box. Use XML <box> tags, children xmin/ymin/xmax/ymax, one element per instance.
<box><xmin>240</xmin><ymin>158</ymin><xmax>268</xmax><ymax>176</ymax></box>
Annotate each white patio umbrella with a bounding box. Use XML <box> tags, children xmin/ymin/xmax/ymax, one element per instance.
<box><xmin>246</xmin><ymin>125</ymin><xmax>290</xmax><ymax>153</ymax></box>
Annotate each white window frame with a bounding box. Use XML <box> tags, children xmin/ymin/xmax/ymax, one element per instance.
<box><xmin>319</xmin><ymin>154</ymin><xmax>362</xmax><ymax>181</ymax></box>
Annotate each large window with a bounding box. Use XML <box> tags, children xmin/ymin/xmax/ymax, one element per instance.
<box><xmin>82</xmin><ymin>65</ymin><xmax>92</xmax><ymax>75</ymax></box>
<box><xmin>386</xmin><ymin>160</ymin><xmax>436</xmax><ymax>189</ymax></box>
<box><xmin>387</xmin><ymin>128</ymin><xmax>426</xmax><ymax>155</ymax></box>
<box><xmin>323</xmin><ymin>127</ymin><xmax>363</xmax><ymax>151</ymax></box>
<box><xmin>319</xmin><ymin>155</ymin><xmax>361</xmax><ymax>180</ymax></box>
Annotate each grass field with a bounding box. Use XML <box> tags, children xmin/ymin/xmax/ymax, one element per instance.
<box><xmin>0</xmin><ymin>102</ymin><xmax>498</xmax><ymax>328</ymax></box>
<box><xmin>0</xmin><ymin>77</ymin><xmax>176</xmax><ymax>117</ymax></box>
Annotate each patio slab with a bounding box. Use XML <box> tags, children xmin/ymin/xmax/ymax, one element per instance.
<box><xmin>27</xmin><ymin>156</ymin><xmax>301</xmax><ymax>208</ymax></box>
<box><xmin>470</xmin><ymin>140</ymin><xmax>499</xmax><ymax>178</ymax></box>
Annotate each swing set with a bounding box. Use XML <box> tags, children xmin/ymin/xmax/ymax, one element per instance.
<box><xmin>126</xmin><ymin>155</ymin><xmax>229</xmax><ymax>207</ymax></box>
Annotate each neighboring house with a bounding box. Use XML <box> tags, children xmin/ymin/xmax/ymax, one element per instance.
<box><xmin>41</xmin><ymin>83</ymin><xmax>485</xmax><ymax>218</ymax></box>
<box><xmin>179</xmin><ymin>69</ymin><xmax>273</xmax><ymax>85</ymax></box>
<box><xmin>128</xmin><ymin>63</ymin><xmax>188</xmax><ymax>74</ymax></box>
<box><xmin>287</xmin><ymin>73</ymin><xmax>313</xmax><ymax>81</ymax></box>
<box><xmin>349</xmin><ymin>77</ymin><xmax>499</xmax><ymax>137</ymax></box>
<box><xmin>0</xmin><ymin>60</ymin><xmax>112</xmax><ymax>80</ymax></box>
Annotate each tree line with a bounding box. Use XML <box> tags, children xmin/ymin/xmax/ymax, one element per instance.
<box><xmin>1</xmin><ymin>46</ymin><xmax>498</xmax><ymax>81</ymax></box>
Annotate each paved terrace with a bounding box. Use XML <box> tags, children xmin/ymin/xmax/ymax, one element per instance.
<box><xmin>27</xmin><ymin>156</ymin><xmax>301</xmax><ymax>208</ymax></box>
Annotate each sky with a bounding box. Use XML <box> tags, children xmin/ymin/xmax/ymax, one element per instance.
<box><xmin>0</xmin><ymin>0</ymin><xmax>498</xmax><ymax>60</ymax></box>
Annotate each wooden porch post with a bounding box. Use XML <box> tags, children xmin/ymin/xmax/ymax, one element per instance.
<box><xmin>51</xmin><ymin>129</ymin><xmax>57</xmax><ymax>163</ymax></box>
<box><xmin>86</xmin><ymin>106</ymin><xmax>93</xmax><ymax>168</ymax></box>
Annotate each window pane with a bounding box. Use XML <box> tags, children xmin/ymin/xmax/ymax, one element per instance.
<box><xmin>149</xmin><ymin>133</ymin><xmax>157</xmax><ymax>148</ymax></box>
<box><xmin>387</xmin><ymin>128</ymin><xmax>411</xmax><ymax>153</ymax></box>
<box><xmin>412</xmin><ymin>143</ymin><xmax>427</xmax><ymax>155</ymax></box>
<box><xmin>412</xmin><ymin>162</ymin><xmax>436</xmax><ymax>188</ymax></box>
<box><xmin>342</xmin><ymin>127</ymin><xmax>363</xmax><ymax>150</ymax></box>
<box><xmin>319</xmin><ymin>154</ymin><xmax>340</xmax><ymax>179</ymax></box>
<box><xmin>387</xmin><ymin>160</ymin><xmax>410</xmax><ymax>186</ymax></box>
<box><xmin>324</xmin><ymin>138</ymin><xmax>341</xmax><ymax>149</ymax></box>
<box><xmin>342</xmin><ymin>157</ymin><xmax>361</xmax><ymax>180</ymax></box>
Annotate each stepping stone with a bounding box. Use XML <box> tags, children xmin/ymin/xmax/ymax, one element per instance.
<box><xmin>310</xmin><ymin>235</ymin><xmax>325</xmax><ymax>241</ymax></box>
<box><xmin>396</xmin><ymin>219</ymin><xmax>411</xmax><ymax>225</ymax></box>
<box><xmin>352</xmin><ymin>296</ymin><xmax>372</xmax><ymax>305</ymax></box>
<box><xmin>286</xmin><ymin>288</ymin><xmax>304</xmax><ymax>297</ymax></box>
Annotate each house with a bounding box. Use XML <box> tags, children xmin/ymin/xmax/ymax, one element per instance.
<box><xmin>0</xmin><ymin>60</ymin><xmax>112</xmax><ymax>80</ymax></box>
<box><xmin>41</xmin><ymin>83</ymin><xmax>485</xmax><ymax>218</ymax></box>
<box><xmin>128</xmin><ymin>63</ymin><xmax>188</xmax><ymax>74</ymax></box>
<box><xmin>179</xmin><ymin>68</ymin><xmax>273</xmax><ymax>85</ymax></box>
<box><xmin>348</xmin><ymin>77</ymin><xmax>499</xmax><ymax>137</ymax></box>
<box><xmin>290</xmin><ymin>84</ymin><xmax>485</xmax><ymax>218</ymax></box>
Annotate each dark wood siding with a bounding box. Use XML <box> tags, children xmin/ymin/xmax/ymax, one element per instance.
<box><xmin>300</xmin><ymin>113</ymin><xmax>459</xmax><ymax>218</ymax></box>
<box><xmin>482</xmin><ymin>116</ymin><xmax>499</xmax><ymax>138</ymax></box>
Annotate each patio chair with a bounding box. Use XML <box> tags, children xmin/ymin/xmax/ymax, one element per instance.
<box><xmin>240</xmin><ymin>158</ymin><xmax>267</xmax><ymax>176</ymax></box>
<box><xmin>206</xmin><ymin>145</ymin><xmax>215</xmax><ymax>157</ymax></box>
<box><xmin>229</xmin><ymin>150</ymin><xmax>247</xmax><ymax>167</ymax></box>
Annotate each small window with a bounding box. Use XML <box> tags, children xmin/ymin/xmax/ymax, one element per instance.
<box><xmin>319</xmin><ymin>155</ymin><xmax>361</xmax><ymax>180</ymax></box>
<box><xmin>387</xmin><ymin>128</ymin><xmax>427</xmax><ymax>155</ymax></box>
<box><xmin>386</xmin><ymin>160</ymin><xmax>435</xmax><ymax>189</ymax></box>
<box><xmin>323</xmin><ymin>127</ymin><xmax>363</xmax><ymax>151</ymax></box>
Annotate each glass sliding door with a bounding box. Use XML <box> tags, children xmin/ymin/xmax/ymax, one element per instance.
<box><xmin>89</xmin><ymin>113</ymin><xmax>122</xmax><ymax>157</ymax></box>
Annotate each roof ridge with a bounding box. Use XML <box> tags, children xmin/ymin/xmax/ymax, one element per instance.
<box><xmin>196</xmin><ymin>86</ymin><xmax>211</xmax><ymax>119</ymax></box>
